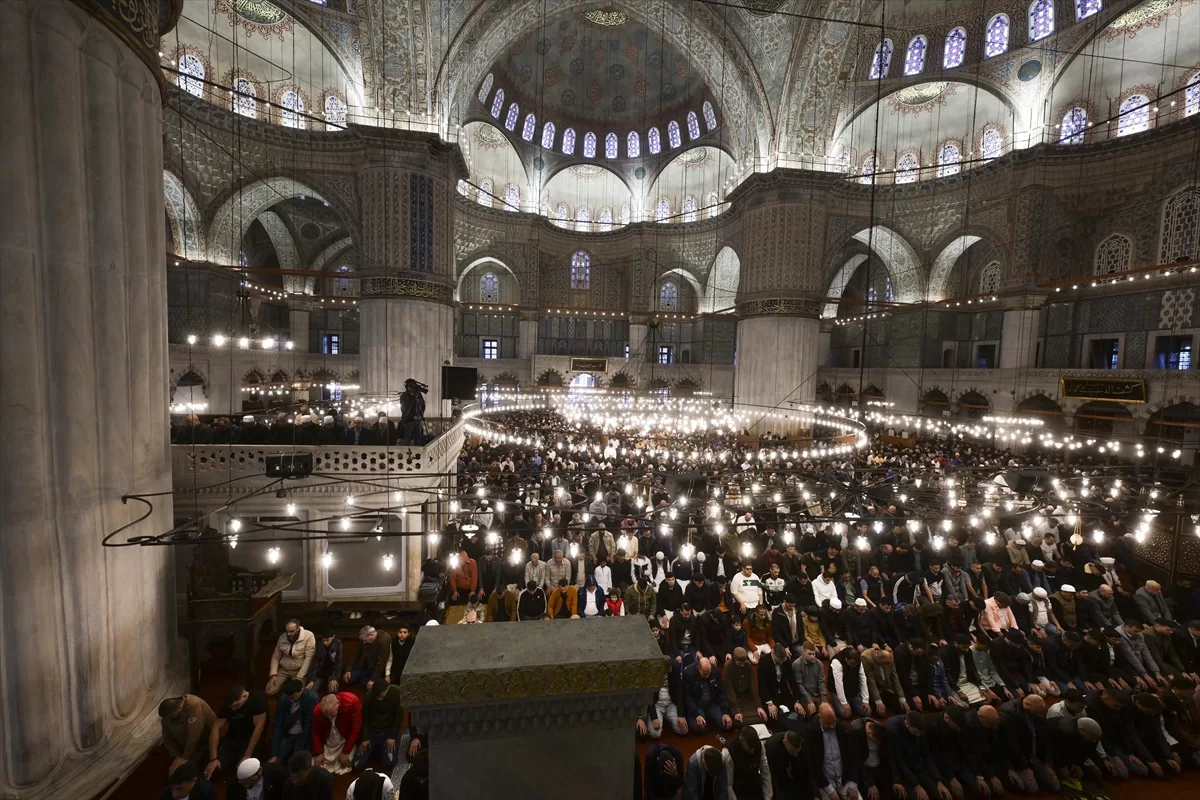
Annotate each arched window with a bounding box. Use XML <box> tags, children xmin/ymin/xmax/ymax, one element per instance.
<box><xmin>707</xmin><ymin>192</ymin><xmax>719</xmax><ymax>218</ymax></box>
<box><xmin>981</xmin><ymin>127</ymin><xmax>1003</xmax><ymax>160</ymax></box>
<box><xmin>575</xmin><ymin>206</ymin><xmax>591</xmax><ymax>231</ymax></box>
<box><xmin>656</xmin><ymin>197</ymin><xmax>670</xmax><ymax>222</ymax></box>
<box><xmin>555</xmin><ymin>203</ymin><xmax>569</xmax><ymax>223</ymax></box>
<box><xmin>703</xmin><ymin>101</ymin><xmax>717</xmax><ymax>131</ymax></box>
<box><xmin>1187</xmin><ymin>73</ymin><xmax>1200</xmax><ymax>117</ymax></box>
<box><xmin>667</xmin><ymin>121</ymin><xmax>682</xmax><ymax>149</ymax></box>
<box><xmin>1029</xmin><ymin>0</ymin><xmax>1055</xmax><ymax>42</ymax></box>
<box><xmin>944</xmin><ymin>28</ymin><xmax>966</xmax><ymax>68</ymax></box>
<box><xmin>648</xmin><ymin>127</ymin><xmax>662</xmax><ymax>154</ymax></box>
<box><xmin>562</xmin><ymin>127</ymin><xmax>576</xmax><ymax>155</ymax></box>
<box><xmin>571</xmin><ymin>251</ymin><xmax>590</xmax><ymax>289</ymax></box>
<box><xmin>541</xmin><ymin>121</ymin><xmax>556</xmax><ymax>149</ymax></box>
<box><xmin>620</xmin><ymin>205</ymin><xmax>631</xmax><ymax>226</ymax></box>
<box><xmin>605</xmin><ymin>132</ymin><xmax>618</xmax><ymax>159</ymax></box>
<box><xmin>478</xmin><ymin>73</ymin><xmax>494</xmax><ymax>104</ymax></box>
<box><xmin>1095</xmin><ymin>234</ymin><xmax>1132</xmax><ymax>275</ymax></box>
<box><xmin>324</xmin><ymin>94</ymin><xmax>346</xmax><ymax>130</ymax></box>
<box><xmin>281</xmin><ymin>90</ymin><xmax>305</xmax><ymax>129</ymax></box>
<box><xmin>885</xmin><ymin>277</ymin><xmax>895</xmax><ymax>302</ymax></box>
<box><xmin>333</xmin><ymin>264</ymin><xmax>353</xmax><ymax>294</ymax></box>
<box><xmin>504</xmin><ymin>184</ymin><xmax>519</xmax><ymax>211</ymax></box>
<box><xmin>659</xmin><ymin>281</ymin><xmax>679</xmax><ymax>311</ymax></box>
<box><xmin>904</xmin><ymin>36</ymin><xmax>927</xmax><ymax>75</ymax></box>
<box><xmin>1160</xmin><ymin>188</ymin><xmax>1200</xmax><ymax>263</ymax></box>
<box><xmin>490</xmin><ymin>88</ymin><xmax>505</xmax><ymax>118</ymax></box>
<box><xmin>456</xmin><ymin>179</ymin><xmax>468</xmax><ymax>196</ymax></box>
<box><xmin>858</xmin><ymin>153</ymin><xmax>878</xmax><ymax>184</ymax></box>
<box><xmin>477</xmin><ymin>178</ymin><xmax>493</xmax><ymax>207</ymax></box>
<box><xmin>1059</xmin><ymin>107</ymin><xmax>1087</xmax><ymax>144</ymax></box>
<box><xmin>521</xmin><ymin>113</ymin><xmax>536</xmax><ymax>141</ymax></box>
<box><xmin>980</xmin><ymin>261</ymin><xmax>1002</xmax><ymax>293</ymax></box>
<box><xmin>985</xmin><ymin>15</ymin><xmax>1010</xmax><ymax>57</ymax></box>
<box><xmin>1117</xmin><ymin>94</ymin><xmax>1150</xmax><ymax>136</ymax></box>
<box><xmin>480</xmin><ymin>272</ymin><xmax>500</xmax><ymax>302</ymax></box>
<box><xmin>232</xmin><ymin>78</ymin><xmax>256</xmax><ymax>118</ymax></box>
<box><xmin>504</xmin><ymin>103</ymin><xmax>519</xmax><ymax>131</ymax></box>
<box><xmin>1076</xmin><ymin>0</ymin><xmax>1101</xmax><ymax>21</ymax></box>
<box><xmin>682</xmin><ymin>196</ymin><xmax>697</xmax><ymax>223</ymax></box>
<box><xmin>627</xmin><ymin>131</ymin><xmax>641</xmax><ymax>158</ymax></box>
<box><xmin>937</xmin><ymin>142</ymin><xmax>961</xmax><ymax>177</ymax></box>
<box><xmin>583</xmin><ymin>132</ymin><xmax>597</xmax><ymax>158</ymax></box>
<box><xmin>896</xmin><ymin>152</ymin><xmax>919</xmax><ymax>184</ymax></box>
<box><xmin>599</xmin><ymin>208</ymin><xmax>613</xmax><ymax>232</ymax></box>
<box><xmin>869</xmin><ymin>39</ymin><xmax>893</xmax><ymax>79</ymax></box>
<box><xmin>687</xmin><ymin>111</ymin><xmax>701</xmax><ymax>141</ymax></box>
<box><xmin>867</xmin><ymin>285</ymin><xmax>877</xmax><ymax>303</ymax></box>
<box><xmin>178</xmin><ymin>53</ymin><xmax>205</xmax><ymax>97</ymax></box>
<box><xmin>835</xmin><ymin>150</ymin><xmax>851</xmax><ymax>173</ymax></box>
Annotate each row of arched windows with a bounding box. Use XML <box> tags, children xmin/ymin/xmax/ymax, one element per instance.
<box><xmin>479</xmin><ymin>77</ymin><xmax>718</xmax><ymax>159</ymax></box>
<box><xmin>855</xmin><ymin>131</ymin><xmax>999</xmax><ymax>183</ymax></box>
<box><xmin>175</xmin><ymin>55</ymin><xmax>347</xmax><ymax>130</ymax></box>
<box><xmin>870</xmin><ymin>1</ymin><xmax>1099</xmax><ymax>79</ymax></box>
<box><xmin>1056</xmin><ymin>76</ymin><xmax>1200</xmax><ymax>145</ymax></box>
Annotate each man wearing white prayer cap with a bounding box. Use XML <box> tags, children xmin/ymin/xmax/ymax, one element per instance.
<box><xmin>227</xmin><ymin>756</ymin><xmax>287</xmax><ymax>800</ymax></box>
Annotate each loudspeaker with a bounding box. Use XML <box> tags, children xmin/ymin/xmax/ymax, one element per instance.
<box><xmin>442</xmin><ymin>366</ymin><xmax>478</xmax><ymax>400</ymax></box>
<box><xmin>266</xmin><ymin>452</ymin><xmax>314</xmax><ymax>478</ymax></box>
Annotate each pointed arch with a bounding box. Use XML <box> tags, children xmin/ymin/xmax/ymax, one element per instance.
<box><xmin>927</xmin><ymin>235</ymin><xmax>983</xmax><ymax>301</ymax></box>
<box><xmin>207</xmin><ymin>176</ymin><xmax>345</xmax><ymax>266</ymax></box>
<box><xmin>822</xmin><ymin>254</ymin><xmax>868</xmax><ymax>318</ymax></box>
<box><xmin>702</xmin><ymin>247</ymin><xmax>741</xmax><ymax>314</ymax></box>
<box><xmin>850</xmin><ymin>226</ymin><xmax>924</xmax><ymax>302</ymax></box>
<box><xmin>163</xmin><ymin>170</ymin><xmax>206</xmax><ymax>261</ymax></box>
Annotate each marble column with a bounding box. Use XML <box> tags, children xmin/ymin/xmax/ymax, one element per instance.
<box><xmin>628</xmin><ymin>320</ymin><xmax>649</xmax><ymax>365</ymax></box>
<box><xmin>288</xmin><ymin>297</ymin><xmax>311</xmax><ymax>353</ymax></box>
<box><xmin>0</xmin><ymin>2</ymin><xmax>180</xmax><ymax>797</ymax></box>
<box><xmin>734</xmin><ymin>313</ymin><xmax>822</xmax><ymax>421</ymax></box>
<box><xmin>999</xmin><ymin>296</ymin><xmax>1045</xmax><ymax>371</ymax></box>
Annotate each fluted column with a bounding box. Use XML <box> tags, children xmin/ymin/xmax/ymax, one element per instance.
<box><xmin>0</xmin><ymin>2</ymin><xmax>179</xmax><ymax>797</ymax></box>
<box><xmin>356</xmin><ymin>145</ymin><xmax>460</xmax><ymax>405</ymax></box>
<box><xmin>288</xmin><ymin>297</ymin><xmax>312</xmax><ymax>352</ymax></box>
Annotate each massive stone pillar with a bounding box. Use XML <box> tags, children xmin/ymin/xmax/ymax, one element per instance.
<box><xmin>735</xmin><ymin>312</ymin><xmax>822</xmax><ymax>409</ymax></box>
<box><xmin>1000</xmin><ymin>295</ymin><xmax>1045</xmax><ymax>371</ymax></box>
<box><xmin>0</xmin><ymin>1</ymin><xmax>180</xmax><ymax>797</ymax></box>
<box><xmin>288</xmin><ymin>297</ymin><xmax>311</xmax><ymax>353</ymax></box>
<box><xmin>357</xmin><ymin>144</ymin><xmax>463</xmax><ymax>406</ymax></box>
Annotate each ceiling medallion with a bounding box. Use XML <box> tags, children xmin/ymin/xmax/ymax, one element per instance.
<box><xmin>474</xmin><ymin>124</ymin><xmax>508</xmax><ymax>150</ymax></box>
<box><xmin>584</xmin><ymin>9</ymin><xmax>628</xmax><ymax>27</ymax></box>
<box><xmin>894</xmin><ymin>82</ymin><xmax>949</xmax><ymax>106</ymax></box>
<box><xmin>569</xmin><ymin>164</ymin><xmax>607</xmax><ymax>179</ymax></box>
<box><xmin>740</xmin><ymin>0</ymin><xmax>786</xmax><ymax>15</ymax></box>
<box><xmin>680</xmin><ymin>147</ymin><xmax>711</xmax><ymax>167</ymax></box>
<box><xmin>215</xmin><ymin>0</ymin><xmax>293</xmax><ymax>41</ymax></box>
<box><xmin>1105</xmin><ymin>0</ymin><xmax>1183</xmax><ymax>36</ymax></box>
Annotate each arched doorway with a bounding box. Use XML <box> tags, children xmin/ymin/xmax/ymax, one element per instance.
<box><xmin>1145</xmin><ymin>402</ymin><xmax>1200</xmax><ymax>452</ymax></box>
<box><xmin>569</xmin><ymin>374</ymin><xmax>596</xmax><ymax>390</ymax></box>
<box><xmin>1074</xmin><ymin>401</ymin><xmax>1135</xmax><ymax>438</ymax></box>
<box><xmin>957</xmin><ymin>390</ymin><xmax>990</xmax><ymax>420</ymax></box>
<box><xmin>1017</xmin><ymin>394</ymin><xmax>1066</xmax><ymax>430</ymax></box>
<box><xmin>921</xmin><ymin>388</ymin><xmax>950</xmax><ymax>417</ymax></box>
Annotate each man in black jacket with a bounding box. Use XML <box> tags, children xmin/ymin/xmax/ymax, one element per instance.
<box><xmin>885</xmin><ymin>711</ymin><xmax>952</xmax><ymax>800</ymax></box>
<box><xmin>656</xmin><ymin>573</ymin><xmax>684</xmax><ymax>615</ymax></box>
<box><xmin>806</xmin><ymin>703</ymin><xmax>860</xmax><ymax>799</ymax></box>
<box><xmin>772</xmin><ymin>595</ymin><xmax>803</xmax><ymax>655</ymax></box>
<box><xmin>846</xmin><ymin>718</ymin><xmax>888</xmax><ymax>797</ymax></box>
<box><xmin>758</xmin><ymin>644</ymin><xmax>804</xmax><ymax>723</ymax></box>
<box><xmin>684</xmin><ymin>572</ymin><xmax>715</xmax><ymax>613</ymax></box>
<box><xmin>996</xmin><ymin>695</ymin><xmax>1058</xmax><ymax>793</ymax></box>
<box><xmin>669</xmin><ymin>604</ymin><xmax>709</xmax><ymax>665</ymax></box>
<box><xmin>1127</xmin><ymin>692</ymin><xmax>1182</xmax><ymax>777</ymax></box>
<box><xmin>389</xmin><ymin>623</ymin><xmax>414</xmax><ymax>684</ymax></box>
<box><xmin>765</xmin><ymin>729</ymin><xmax>817</xmax><ymax>800</ymax></box>
<box><xmin>925</xmin><ymin>706</ymin><xmax>993</xmax><ymax>799</ymax></box>
<box><xmin>643</xmin><ymin>743</ymin><xmax>685</xmax><ymax>800</ymax></box>
<box><xmin>894</xmin><ymin>639</ymin><xmax>938</xmax><ymax>710</ymax></box>
<box><xmin>724</xmin><ymin>726</ymin><xmax>772</xmax><ymax>800</ymax></box>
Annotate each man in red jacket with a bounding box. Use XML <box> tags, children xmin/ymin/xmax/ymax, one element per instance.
<box><xmin>449</xmin><ymin>549</ymin><xmax>478</xmax><ymax>604</ymax></box>
<box><xmin>311</xmin><ymin>692</ymin><xmax>361</xmax><ymax>775</ymax></box>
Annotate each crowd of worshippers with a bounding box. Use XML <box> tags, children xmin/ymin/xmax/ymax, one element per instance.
<box><xmin>171</xmin><ymin>405</ymin><xmax>421</xmax><ymax>446</ymax></box>
<box><xmin>156</xmin><ymin>619</ymin><xmax>430</xmax><ymax>800</ymax></box>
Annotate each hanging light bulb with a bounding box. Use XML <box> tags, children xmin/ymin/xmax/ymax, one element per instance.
<box><xmin>680</xmin><ymin>542</ymin><xmax>695</xmax><ymax>561</ymax></box>
<box><xmin>321</xmin><ymin>552</ymin><xmax>334</xmax><ymax>569</ymax></box>
<box><xmin>428</xmin><ymin>532</ymin><xmax>440</xmax><ymax>547</ymax></box>
<box><xmin>1092</xmin><ymin>529</ymin><xmax>1105</xmax><ymax>543</ymax></box>
<box><xmin>340</xmin><ymin>517</ymin><xmax>350</xmax><ymax>531</ymax></box>
<box><xmin>509</xmin><ymin>549</ymin><xmax>521</xmax><ymax>565</ymax></box>
<box><xmin>229</xmin><ymin>519</ymin><xmax>242</xmax><ymax>533</ymax></box>
<box><xmin>740</xmin><ymin>541</ymin><xmax>754</xmax><ymax>559</ymax></box>
<box><xmin>285</xmin><ymin>502</ymin><xmax>297</xmax><ymax>516</ymax></box>
<box><xmin>267</xmin><ymin>546</ymin><xmax>281</xmax><ymax>564</ymax></box>
<box><xmin>569</xmin><ymin>542</ymin><xmax>579</xmax><ymax>559</ymax></box>
<box><xmin>985</xmin><ymin>531</ymin><xmax>996</xmax><ymax>545</ymax></box>
<box><xmin>448</xmin><ymin>552</ymin><xmax>459</xmax><ymax>569</ymax></box>
<box><xmin>486</xmin><ymin>530</ymin><xmax>500</xmax><ymax>545</ymax></box>
<box><xmin>382</xmin><ymin>553</ymin><xmax>395</xmax><ymax>571</ymax></box>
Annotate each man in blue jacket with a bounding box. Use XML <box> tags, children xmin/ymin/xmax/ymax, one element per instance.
<box><xmin>685</xmin><ymin>745</ymin><xmax>728</xmax><ymax>800</ymax></box>
<box><xmin>270</xmin><ymin>680</ymin><xmax>319</xmax><ymax>764</ymax></box>
<box><xmin>682</xmin><ymin>656</ymin><xmax>732</xmax><ymax>734</ymax></box>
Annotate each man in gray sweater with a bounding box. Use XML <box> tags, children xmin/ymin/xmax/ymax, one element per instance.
<box><xmin>791</xmin><ymin>641</ymin><xmax>826</xmax><ymax>717</ymax></box>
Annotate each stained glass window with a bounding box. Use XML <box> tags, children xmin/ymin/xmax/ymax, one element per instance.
<box><xmin>599</xmin><ymin>208</ymin><xmax>613</xmax><ymax>231</ymax></box>
<box><xmin>504</xmin><ymin>184</ymin><xmax>519</xmax><ymax>211</ymax></box>
<box><xmin>232</xmin><ymin>78</ymin><xmax>256</xmax><ymax>118</ymax></box>
<box><xmin>281</xmin><ymin>90</ymin><xmax>305</xmax><ymax>129</ymax></box>
<box><xmin>885</xmin><ymin>277</ymin><xmax>895</xmax><ymax>302</ymax></box>
<box><xmin>981</xmin><ymin>127</ymin><xmax>1003</xmax><ymax>160</ymax></box>
<box><xmin>1095</xmin><ymin>234</ymin><xmax>1132</xmax><ymax>275</ymax></box>
<box><xmin>1060</xmin><ymin>107</ymin><xmax>1087</xmax><ymax>143</ymax></box>
<box><xmin>648</xmin><ymin>127</ymin><xmax>662</xmax><ymax>154</ymax></box>
<box><xmin>1160</xmin><ymin>188</ymin><xmax>1200</xmax><ymax>263</ymax></box>
<box><xmin>480</xmin><ymin>272</ymin><xmax>500</xmax><ymax>302</ymax></box>
<box><xmin>490</xmin><ymin>88</ymin><xmax>504</xmax><ymax>118</ymax></box>
<box><xmin>1076</xmin><ymin>0</ymin><xmax>1101</xmax><ymax>21</ymax></box>
<box><xmin>1029</xmin><ymin>0</ymin><xmax>1055</xmax><ymax>42</ymax></box>
<box><xmin>556</xmin><ymin>203</ymin><xmax>569</xmax><ymax>223</ymax></box>
<box><xmin>1188</xmin><ymin>74</ymin><xmax>1200</xmax><ymax>117</ymax></box>
<box><xmin>937</xmin><ymin>142</ymin><xmax>961</xmax><ymax>177</ymax></box>
<box><xmin>521</xmin><ymin>113</ymin><xmax>536</xmax><ymax>141</ymax></box>
<box><xmin>627</xmin><ymin>131</ymin><xmax>641</xmax><ymax>158</ymax></box>
<box><xmin>904</xmin><ymin>36</ymin><xmax>927</xmax><ymax>75</ymax></box>
<box><xmin>869</xmin><ymin>39</ymin><xmax>893</xmax><ymax>79</ymax></box>
<box><xmin>707</xmin><ymin>192</ymin><xmax>719</xmax><ymax>218</ymax></box>
<box><xmin>477</xmin><ymin>178</ymin><xmax>493</xmax><ymax>207</ymax></box>
<box><xmin>1117</xmin><ymin>94</ymin><xmax>1150</xmax><ymax>136</ymax></box>
<box><xmin>836</xmin><ymin>151</ymin><xmax>851</xmax><ymax>173</ymax></box>
<box><xmin>456</xmin><ymin>179</ymin><xmax>468</xmax><ymax>196</ymax></box>
<box><xmin>575</xmin><ymin>206</ymin><xmax>590</xmax><ymax>231</ymax></box>
<box><xmin>325</xmin><ymin>94</ymin><xmax>346</xmax><ymax>130</ymax></box>
<box><xmin>571</xmin><ymin>251</ymin><xmax>590</xmax><ymax>289</ymax></box>
<box><xmin>478</xmin><ymin>73</ymin><xmax>493</xmax><ymax>104</ymax></box>
<box><xmin>605</xmin><ymin>132</ymin><xmax>618</xmax><ymax>159</ymax></box>
<box><xmin>896</xmin><ymin>152</ymin><xmax>919</xmax><ymax>184</ymax></box>
<box><xmin>980</xmin><ymin>262</ymin><xmax>1002</xmax><ymax>293</ymax></box>
<box><xmin>859</xmin><ymin>154</ymin><xmax>877</xmax><ymax>184</ymax></box>
<box><xmin>667</xmin><ymin>121</ymin><xmax>682</xmax><ymax>149</ymax></box>
<box><xmin>656</xmin><ymin>197</ymin><xmax>670</xmax><ymax>222</ymax></box>
<box><xmin>562</xmin><ymin>127</ymin><xmax>576</xmax><ymax>155</ymax></box>
<box><xmin>541</xmin><ymin>121</ymin><xmax>556</xmax><ymax>149</ymax></box>
<box><xmin>178</xmin><ymin>54</ymin><xmax>204</xmax><ymax>97</ymax></box>
<box><xmin>683</xmin><ymin>196</ymin><xmax>697</xmax><ymax>223</ymax></box>
<box><xmin>703</xmin><ymin>101</ymin><xmax>718</xmax><ymax>131</ymax></box>
<box><xmin>660</xmin><ymin>282</ymin><xmax>679</xmax><ymax>311</ymax></box>
<box><xmin>583</xmin><ymin>132</ymin><xmax>597</xmax><ymax>158</ymax></box>
<box><xmin>687</xmin><ymin>111</ymin><xmax>701</xmax><ymax>141</ymax></box>
<box><xmin>944</xmin><ymin>27</ymin><xmax>967</xmax><ymax>67</ymax></box>
<box><xmin>985</xmin><ymin>15</ymin><xmax>1009</xmax><ymax>57</ymax></box>
<box><xmin>504</xmin><ymin>103</ymin><xmax>519</xmax><ymax>131</ymax></box>
<box><xmin>620</xmin><ymin>205</ymin><xmax>631</xmax><ymax>226</ymax></box>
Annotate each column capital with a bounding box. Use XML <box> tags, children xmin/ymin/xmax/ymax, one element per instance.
<box><xmin>999</xmin><ymin>291</ymin><xmax>1050</xmax><ymax>312</ymax></box>
<box><xmin>736</xmin><ymin>296</ymin><xmax>823</xmax><ymax>319</ymax></box>
<box><xmin>360</xmin><ymin>274</ymin><xmax>455</xmax><ymax>305</ymax></box>
<box><xmin>70</xmin><ymin>0</ymin><xmax>177</xmax><ymax>83</ymax></box>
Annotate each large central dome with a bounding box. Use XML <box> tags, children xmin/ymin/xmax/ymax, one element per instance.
<box><xmin>493</xmin><ymin>10</ymin><xmax>708</xmax><ymax>131</ymax></box>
